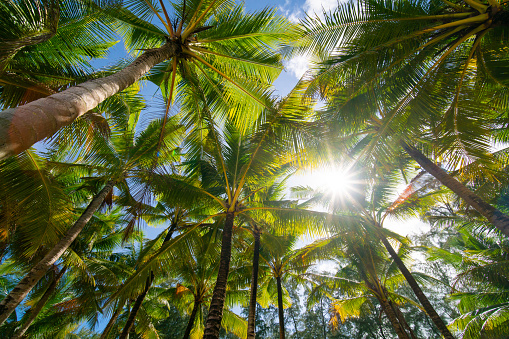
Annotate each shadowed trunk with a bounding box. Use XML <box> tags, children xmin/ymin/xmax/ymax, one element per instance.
<box><xmin>118</xmin><ymin>222</ymin><xmax>177</xmax><ymax>339</ymax></box>
<box><xmin>0</xmin><ymin>180</ymin><xmax>115</xmax><ymax>326</ymax></box>
<box><xmin>247</xmin><ymin>228</ymin><xmax>261</xmax><ymax>339</ymax></box>
<box><xmin>203</xmin><ymin>212</ymin><xmax>235</xmax><ymax>339</ymax></box>
<box><xmin>377</xmin><ymin>294</ymin><xmax>410</xmax><ymax>339</ymax></box>
<box><xmin>0</xmin><ymin>43</ymin><xmax>177</xmax><ymax>160</ymax></box>
<box><xmin>378</xmin><ymin>233</ymin><xmax>455</xmax><ymax>339</ymax></box>
<box><xmin>10</xmin><ymin>265</ymin><xmax>67</xmax><ymax>339</ymax></box>
<box><xmin>391</xmin><ymin>297</ymin><xmax>417</xmax><ymax>339</ymax></box>
<box><xmin>119</xmin><ymin>272</ymin><xmax>154</xmax><ymax>339</ymax></box>
<box><xmin>100</xmin><ymin>306</ymin><xmax>121</xmax><ymax>339</ymax></box>
<box><xmin>402</xmin><ymin>142</ymin><xmax>509</xmax><ymax>237</ymax></box>
<box><xmin>276</xmin><ymin>276</ymin><xmax>285</xmax><ymax>339</ymax></box>
<box><xmin>182</xmin><ymin>299</ymin><xmax>201</xmax><ymax>339</ymax></box>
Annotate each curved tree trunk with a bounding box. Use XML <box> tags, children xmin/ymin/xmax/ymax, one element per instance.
<box><xmin>182</xmin><ymin>299</ymin><xmax>201</xmax><ymax>339</ymax></box>
<box><xmin>378</xmin><ymin>234</ymin><xmax>455</xmax><ymax>339</ymax></box>
<box><xmin>276</xmin><ymin>276</ymin><xmax>285</xmax><ymax>339</ymax></box>
<box><xmin>203</xmin><ymin>212</ymin><xmax>235</xmax><ymax>339</ymax></box>
<box><xmin>247</xmin><ymin>228</ymin><xmax>261</xmax><ymax>339</ymax></box>
<box><xmin>10</xmin><ymin>265</ymin><xmax>67</xmax><ymax>339</ymax></box>
<box><xmin>119</xmin><ymin>272</ymin><xmax>154</xmax><ymax>339</ymax></box>
<box><xmin>0</xmin><ymin>43</ymin><xmax>177</xmax><ymax>160</ymax></box>
<box><xmin>100</xmin><ymin>306</ymin><xmax>122</xmax><ymax>339</ymax></box>
<box><xmin>0</xmin><ymin>180</ymin><xmax>115</xmax><ymax>325</ymax></box>
<box><xmin>402</xmin><ymin>142</ymin><xmax>509</xmax><ymax>237</ymax></box>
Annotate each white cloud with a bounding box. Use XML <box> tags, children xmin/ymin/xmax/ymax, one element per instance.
<box><xmin>285</xmin><ymin>54</ymin><xmax>309</xmax><ymax>78</ymax></box>
<box><xmin>303</xmin><ymin>0</ymin><xmax>340</xmax><ymax>16</ymax></box>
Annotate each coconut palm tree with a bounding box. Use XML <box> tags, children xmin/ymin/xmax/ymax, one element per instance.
<box><xmin>294</xmin><ymin>166</ymin><xmax>455</xmax><ymax>338</ymax></box>
<box><xmin>0</xmin><ymin>0</ymin><xmax>293</xmax><ymax>160</ymax></box>
<box><xmin>0</xmin><ymin>92</ymin><xmax>182</xmax><ymax>324</ymax></box>
<box><xmin>301</xmin><ymin>225</ymin><xmax>438</xmax><ymax>339</ymax></box>
<box><xmin>299</xmin><ymin>0</ymin><xmax>509</xmax><ymax>237</ymax></box>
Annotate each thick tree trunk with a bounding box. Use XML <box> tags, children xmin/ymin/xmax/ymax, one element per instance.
<box><xmin>182</xmin><ymin>299</ymin><xmax>200</xmax><ymax>339</ymax></box>
<box><xmin>402</xmin><ymin>142</ymin><xmax>509</xmax><ymax>237</ymax></box>
<box><xmin>119</xmin><ymin>272</ymin><xmax>154</xmax><ymax>339</ymax></box>
<box><xmin>378</xmin><ymin>234</ymin><xmax>455</xmax><ymax>339</ymax></box>
<box><xmin>10</xmin><ymin>265</ymin><xmax>67</xmax><ymax>339</ymax></box>
<box><xmin>0</xmin><ymin>43</ymin><xmax>177</xmax><ymax>160</ymax></box>
<box><xmin>247</xmin><ymin>228</ymin><xmax>261</xmax><ymax>339</ymax></box>
<box><xmin>203</xmin><ymin>212</ymin><xmax>235</xmax><ymax>339</ymax></box>
<box><xmin>100</xmin><ymin>306</ymin><xmax>121</xmax><ymax>339</ymax></box>
<box><xmin>276</xmin><ymin>276</ymin><xmax>285</xmax><ymax>339</ymax></box>
<box><xmin>0</xmin><ymin>180</ymin><xmax>115</xmax><ymax>325</ymax></box>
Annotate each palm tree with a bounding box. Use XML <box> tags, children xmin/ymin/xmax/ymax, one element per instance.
<box><xmin>256</xmin><ymin>234</ymin><xmax>310</xmax><ymax>339</ymax></box>
<box><xmin>0</xmin><ymin>0</ymin><xmax>293</xmax><ymax>160</ymax></box>
<box><xmin>302</xmin><ymin>226</ymin><xmax>434</xmax><ymax>339</ymax></box>
<box><xmin>428</xmin><ymin>228</ymin><xmax>509</xmax><ymax>338</ymax></box>
<box><xmin>294</xmin><ymin>167</ymin><xmax>455</xmax><ymax>338</ymax></box>
<box><xmin>0</xmin><ymin>93</ymin><xmax>182</xmax><ymax>324</ymax></box>
<box><xmin>299</xmin><ymin>0</ymin><xmax>509</xmax><ymax>237</ymax></box>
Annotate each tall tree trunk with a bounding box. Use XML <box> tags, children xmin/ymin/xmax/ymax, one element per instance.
<box><xmin>100</xmin><ymin>306</ymin><xmax>122</xmax><ymax>339</ymax></box>
<box><xmin>0</xmin><ymin>43</ymin><xmax>177</xmax><ymax>160</ymax></box>
<box><xmin>402</xmin><ymin>142</ymin><xmax>509</xmax><ymax>237</ymax></box>
<box><xmin>319</xmin><ymin>297</ymin><xmax>327</xmax><ymax>339</ymax></box>
<box><xmin>247</xmin><ymin>228</ymin><xmax>261</xmax><ymax>339</ymax></box>
<box><xmin>378</xmin><ymin>234</ymin><xmax>455</xmax><ymax>339</ymax></box>
<box><xmin>182</xmin><ymin>299</ymin><xmax>201</xmax><ymax>339</ymax></box>
<box><xmin>391</xmin><ymin>299</ymin><xmax>417</xmax><ymax>339</ymax></box>
<box><xmin>374</xmin><ymin>292</ymin><xmax>409</xmax><ymax>339</ymax></box>
<box><xmin>203</xmin><ymin>212</ymin><xmax>235</xmax><ymax>339</ymax></box>
<box><xmin>0</xmin><ymin>180</ymin><xmax>115</xmax><ymax>325</ymax></box>
<box><xmin>118</xmin><ymin>222</ymin><xmax>177</xmax><ymax>339</ymax></box>
<box><xmin>119</xmin><ymin>272</ymin><xmax>154</xmax><ymax>339</ymax></box>
<box><xmin>10</xmin><ymin>265</ymin><xmax>67</xmax><ymax>339</ymax></box>
<box><xmin>276</xmin><ymin>276</ymin><xmax>285</xmax><ymax>339</ymax></box>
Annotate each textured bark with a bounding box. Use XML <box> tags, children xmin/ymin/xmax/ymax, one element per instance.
<box><xmin>203</xmin><ymin>212</ymin><xmax>235</xmax><ymax>339</ymax></box>
<box><xmin>100</xmin><ymin>306</ymin><xmax>121</xmax><ymax>339</ymax></box>
<box><xmin>10</xmin><ymin>265</ymin><xmax>66</xmax><ymax>339</ymax></box>
<box><xmin>379</xmin><ymin>234</ymin><xmax>455</xmax><ymax>339</ymax></box>
<box><xmin>377</xmin><ymin>294</ymin><xmax>410</xmax><ymax>339</ymax></box>
<box><xmin>276</xmin><ymin>276</ymin><xmax>285</xmax><ymax>339</ymax></box>
<box><xmin>119</xmin><ymin>272</ymin><xmax>154</xmax><ymax>339</ymax></box>
<box><xmin>391</xmin><ymin>298</ymin><xmax>417</xmax><ymax>339</ymax></box>
<box><xmin>0</xmin><ymin>43</ymin><xmax>176</xmax><ymax>160</ymax></box>
<box><xmin>182</xmin><ymin>299</ymin><xmax>200</xmax><ymax>339</ymax></box>
<box><xmin>0</xmin><ymin>180</ymin><xmax>115</xmax><ymax>325</ymax></box>
<box><xmin>247</xmin><ymin>229</ymin><xmax>261</xmax><ymax>339</ymax></box>
<box><xmin>402</xmin><ymin>142</ymin><xmax>509</xmax><ymax>237</ymax></box>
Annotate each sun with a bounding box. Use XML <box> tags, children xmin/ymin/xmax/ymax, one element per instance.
<box><xmin>301</xmin><ymin>166</ymin><xmax>357</xmax><ymax>196</ymax></box>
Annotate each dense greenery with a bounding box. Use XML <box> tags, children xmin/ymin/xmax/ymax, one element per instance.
<box><xmin>0</xmin><ymin>0</ymin><xmax>508</xmax><ymax>338</ymax></box>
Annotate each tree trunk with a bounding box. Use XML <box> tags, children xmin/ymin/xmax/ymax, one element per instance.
<box><xmin>402</xmin><ymin>142</ymin><xmax>509</xmax><ymax>237</ymax></box>
<box><xmin>0</xmin><ymin>43</ymin><xmax>177</xmax><ymax>160</ymax></box>
<box><xmin>0</xmin><ymin>180</ymin><xmax>115</xmax><ymax>325</ymax></box>
<box><xmin>391</xmin><ymin>299</ymin><xmax>417</xmax><ymax>339</ymax></box>
<box><xmin>119</xmin><ymin>271</ymin><xmax>154</xmax><ymax>339</ymax></box>
<box><xmin>10</xmin><ymin>265</ymin><xmax>67</xmax><ymax>339</ymax></box>
<box><xmin>182</xmin><ymin>299</ymin><xmax>200</xmax><ymax>339</ymax></box>
<box><xmin>100</xmin><ymin>306</ymin><xmax>121</xmax><ymax>339</ymax></box>
<box><xmin>378</xmin><ymin>234</ymin><xmax>455</xmax><ymax>339</ymax></box>
<box><xmin>203</xmin><ymin>212</ymin><xmax>235</xmax><ymax>339</ymax></box>
<box><xmin>375</xmin><ymin>293</ymin><xmax>409</xmax><ymax>339</ymax></box>
<box><xmin>247</xmin><ymin>228</ymin><xmax>261</xmax><ymax>339</ymax></box>
<box><xmin>276</xmin><ymin>276</ymin><xmax>285</xmax><ymax>339</ymax></box>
